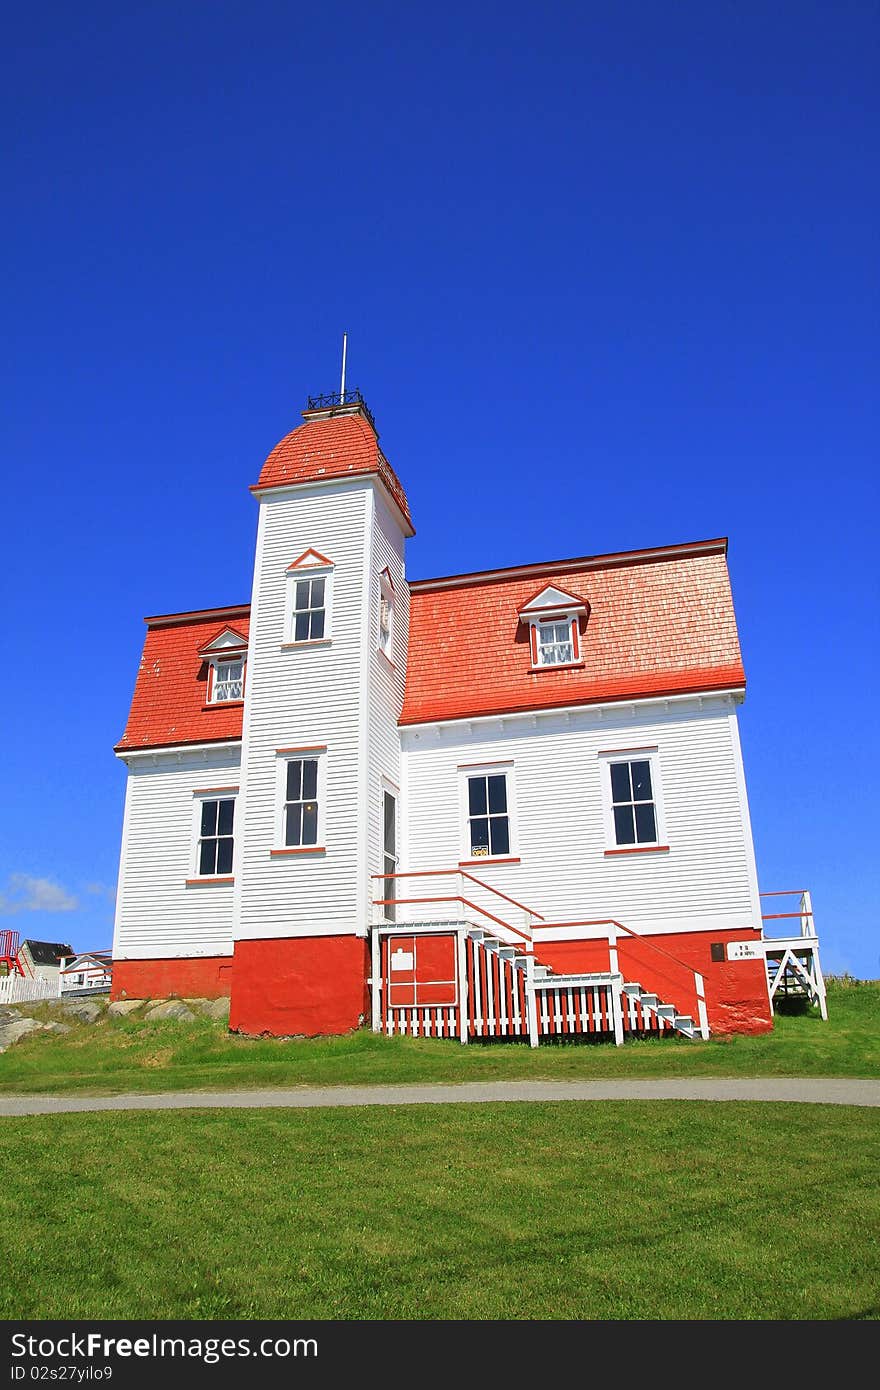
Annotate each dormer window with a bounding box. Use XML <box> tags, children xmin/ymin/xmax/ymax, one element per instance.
<box><xmin>213</xmin><ymin>658</ymin><xmax>244</xmax><ymax>703</ymax></box>
<box><xmin>198</xmin><ymin>625</ymin><xmax>248</xmax><ymax>706</ymax></box>
<box><xmin>284</xmin><ymin>549</ymin><xmax>333</xmax><ymax>646</ymax></box>
<box><xmin>535</xmin><ymin>619</ymin><xmax>574</xmax><ymax>667</ymax></box>
<box><xmin>517</xmin><ymin>584</ymin><xmax>589</xmax><ymax>673</ymax></box>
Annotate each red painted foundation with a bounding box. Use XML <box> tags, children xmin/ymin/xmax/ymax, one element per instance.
<box><xmin>111</xmin><ymin>955</ymin><xmax>233</xmax><ymax>1001</ymax></box>
<box><xmin>230</xmin><ymin>935</ymin><xmax>370</xmax><ymax>1038</ymax></box>
<box><xmin>534</xmin><ymin>926</ymin><xmax>773</xmax><ymax>1035</ymax></box>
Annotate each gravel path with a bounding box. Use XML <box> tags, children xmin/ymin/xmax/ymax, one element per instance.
<box><xmin>1</xmin><ymin>1077</ymin><xmax>878</xmax><ymax>1116</ymax></box>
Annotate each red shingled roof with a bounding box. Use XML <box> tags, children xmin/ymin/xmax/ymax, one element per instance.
<box><xmin>115</xmin><ymin>608</ymin><xmax>250</xmax><ymax>753</ymax></box>
<box><xmin>254</xmin><ymin>409</ymin><xmax>414</xmax><ymax>532</ymax></box>
<box><xmin>117</xmin><ymin>543</ymin><xmax>745</xmax><ymax>751</ymax></box>
<box><xmin>400</xmin><ymin>541</ymin><xmax>745</xmax><ymax>725</ymax></box>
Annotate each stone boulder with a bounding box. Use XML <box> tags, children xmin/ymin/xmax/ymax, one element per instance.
<box><xmin>190</xmin><ymin>997</ymin><xmax>230</xmax><ymax>1021</ymax></box>
<box><xmin>144</xmin><ymin>999</ymin><xmax>196</xmax><ymax>1023</ymax></box>
<box><xmin>0</xmin><ymin>1017</ymin><xmax>44</xmax><ymax>1051</ymax></box>
<box><xmin>59</xmin><ymin>999</ymin><xmax>104</xmax><ymax>1024</ymax></box>
<box><xmin>108</xmin><ymin>999</ymin><xmax>147</xmax><ymax>1017</ymax></box>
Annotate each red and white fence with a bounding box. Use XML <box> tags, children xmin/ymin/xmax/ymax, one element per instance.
<box><xmin>371</xmin><ymin>869</ymin><xmax>711</xmax><ymax>1045</ymax></box>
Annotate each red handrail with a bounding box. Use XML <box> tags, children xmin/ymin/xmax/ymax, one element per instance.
<box><xmin>372</xmin><ymin>893</ymin><xmax>532</xmax><ymax>949</ymax></box>
<box><xmin>540</xmin><ymin>917</ymin><xmax>699</xmax><ymax>977</ymax></box>
<box><xmin>371</xmin><ymin>868</ymin><xmax>544</xmax><ymax>921</ymax></box>
<box><xmin>540</xmin><ymin>916</ymin><xmax>707</xmax><ymax>1027</ymax></box>
<box><xmin>761</xmin><ymin>911</ymin><xmax>814</xmax><ymax>921</ymax></box>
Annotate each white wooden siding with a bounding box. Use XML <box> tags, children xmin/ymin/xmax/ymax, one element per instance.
<box><xmin>366</xmin><ymin>490</ymin><xmax>409</xmax><ymax>898</ymax></box>
<box><xmin>234</xmin><ymin>481</ymin><xmax>372</xmax><ymax>940</ymax></box>
<box><xmin>400</xmin><ymin>695</ymin><xmax>761</xmax><ymax>938</ymax></box>
<box><xmin>113</xmin><ymin>746</ymin><xmax>240</xmax><ymax>959</ymax></box>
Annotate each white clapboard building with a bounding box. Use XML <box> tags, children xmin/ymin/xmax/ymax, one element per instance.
<box><xmin>111</xmin><ymin>391</ymin><xmax>825</xmax><ymax>1043</ymax></box>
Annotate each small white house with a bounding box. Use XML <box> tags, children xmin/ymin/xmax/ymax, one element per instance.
<box><xmin>17</xmin><ymin>939</ymin><xmax>73</xmax><ymax>984</ymax></box>
<box><xmin>59</xmin><ymin>953</ymin><xmax>113</xmax><ymax>996</ymax></box>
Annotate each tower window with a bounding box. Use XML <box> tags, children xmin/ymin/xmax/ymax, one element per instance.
<box><xmin>378</xmin><ymin>569</ymin><xmax>395</xmax><ymax>660</ymax></box>
<box><xmin>293</xmin><ymin>577</ymin><xmax>326</xmax><ymax>642</ymax></box>
<box><xmin>284</xmin><ymin>757</ymin><xmax>320</xmax><ymax>846</ymax></box>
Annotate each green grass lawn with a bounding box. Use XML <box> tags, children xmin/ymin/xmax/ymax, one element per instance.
<box><xmin>0</xmin><ymin>979</ymin><xmax>877</xmax><ymax>1096</ymax></box>
<box><xmin>0</xmin><ymin>1100</ymin><xmax>876</xmax><ymax>1319</ymax></box>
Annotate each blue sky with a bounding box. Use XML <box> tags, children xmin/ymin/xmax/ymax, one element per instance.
<box><xmin>2</xmin><ymin>1</ymin><xmax>877</xmax><ymax>976</ymax></box>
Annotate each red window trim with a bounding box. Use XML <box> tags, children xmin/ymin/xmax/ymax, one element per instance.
<box><xmin>185</xmin><ymin>876</ymin><xmax>235</xmax><ymax>886</ymax></box>
<box><xmin>269</xmin><ymin>846</ymin><xmax>326</xmax><ymax>857</ymax></box>
<box><xmin>529</xmin><ymin>614</ymin><xmax>581</xmax><ymax>670</ymax></box>
<box><xmin>604</xmin><ymin>845</ymin><xmax>670</xmax><ymax>857</ymax></box>
<box><xmin>458</xmin><ymin>856</ymin><xmax>521</xmax><ymax>867</ymax></box>
<box><xmin>206</xmin><ymin>655</ymin><xmax>246</xmax><ymax>706</ymax></box>
<box><xmin>598</xmin><ymin>745</ymin><xmax>659</xmax><ymax>756</ymax></box>
<box><xmin>528</xmin><ymin>660</ymin><xmax>585</xmax><ymax>674</ymax></box>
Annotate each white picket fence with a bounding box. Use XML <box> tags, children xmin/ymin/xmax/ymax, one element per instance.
<box><xmin>0</xmin><ymin>974</ymin><xmax>60</xmax><ymax>1006</ymax></box>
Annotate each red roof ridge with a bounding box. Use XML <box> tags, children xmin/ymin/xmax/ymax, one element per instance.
<box><xmin>144</xmin><ymin>604</ymin><xmax>251</xmax><ymax>629</ymax></box>
<box><xmin>409</xmin><ymin>537</ymin><xmax>729</xmax><ymax>593</ymax></box>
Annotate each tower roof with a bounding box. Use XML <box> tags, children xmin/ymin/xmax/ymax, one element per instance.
<box><xmin>253</xmin><ymin>399</ymin><xmax>414</xmax><ymax>533</ymax></box>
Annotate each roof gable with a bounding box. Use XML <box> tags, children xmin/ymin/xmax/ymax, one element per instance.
<box><xmin>518</xmin><ymin>583</ymin><xmax>588</xmax><ymax>617</ymax></box>
<box><xmin>61</xmin><ymin>953</ymin><xmax>112</xmax><ymax>972</ymax></box>
<box><xmin>287</xmin><ymin>548</ymin><xmax>333</xmax><ymax>571</ymax></box>
<box><xmin>197</xmin><ymin>625</ymin><xmax>249</xmax><ymax>657</ymax></box>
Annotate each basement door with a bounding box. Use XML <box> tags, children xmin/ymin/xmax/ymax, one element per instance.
<box><xmin>381</xmin><ymin>934</ymin><xmax>460</xmax><ymax>1038</ymax></box>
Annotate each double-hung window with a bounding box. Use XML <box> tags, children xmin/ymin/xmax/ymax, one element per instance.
<box><xmin>600</xmin><ymin>752</ymin><xmax>667</xmax><ymax>851</ymax></box>
<box><xmin>272</xmin><ymin>747</ymin><xmax>326</xmax><ymax>856</ymax></box>
<box><xmin>284</xmin><ymin>551</ymin><xmax>334</xmax><ymax>647</ymax></box>
<box><xmin>519</xmin><ymin>584</ymin><xmax>587</xmax><ymax>671</ymax></box>
<box><xmin>292</xmin><ymin>577</ymin><xmax>326</xmax><ymax>643</ymax></box>
<box><xmin>212</xmin><ymin>658</ymin><xmax>244</xmax><ymax>703</ymax></box>
<box><xmin>465</xmin><ymin>771</ymin><xmax>511</xmax><ymax>858</ymax></box>
<box><xmin>378</xmin><ymin>568</ymin><xmax>395</xmax><ymax>660</ymax></box>
<box><xmin>536</xmin><ymin>619</ymin><xmax>574</xmax><ymax>667</ymax></box>
<box><xmin>381</xmin><ymin>787</ymin><xmax>398</xmax><ymax>921</ymax></box>
<box><xmin>197</xmin><ymin>797</ymin><xmax>235</xmax><ymax>875</ymax></box>
<box><xmin>283</xmin><ymin>757</ymin><xmax>320</xmax><ymax>847</ymax></box>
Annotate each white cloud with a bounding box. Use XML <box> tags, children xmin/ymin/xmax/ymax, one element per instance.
<box><xmin>0</xmin><ymin>874</ymin><xmax>79</xmax><ymax>915</ymax></box>
<box><xmin>84</xmin><ymin>881</ymin><xmax>117</xmax><ymax>905</ymax></box>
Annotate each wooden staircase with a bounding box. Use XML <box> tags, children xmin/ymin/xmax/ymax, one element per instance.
<box><xmin>371</xmin><ymin>872</ymin><xmax>710</xmax><ymax>1046</ymax></box>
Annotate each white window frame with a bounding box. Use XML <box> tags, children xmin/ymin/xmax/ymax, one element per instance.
<box><xmin>191</xmin><ymin>789</ymin><xmax>238</xmax><ymax>878</ymax></box>
<box><xmin>597</xmin><ymin>748</ymin><xmax>667</xmax><ymax>852</ymax></box>
<box><xmin>527</xmin><ymin>611</ymin><xmax>582</xmax><ymax>670</ymax></box>
<box><xmin>457</xmin><ymin>761</ymin><xmax>518</xmax><ymax>864</ymax></box>
<box><xmin>284</xmin><ymin>563</ymin><xmax>333</xmax><ymax>646</ymax></box>
<box><xmin>273</xmin><ymin>747</ymin><xmax>327</xmax><ymax>853</ymax></box>
<box><xmin>379</xmin><ymin>777</ymin><xmax>399</xmax><ymax>921</ymax></box>
<box><xmin>378</xmin><ymin>571</ymin><xmax>395</xmax><ymax>662</ymax></box>
<box><xmin>207</xmin><ymin>655</ymin><xmax>245</xmax><ymax>704</ymax></box>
